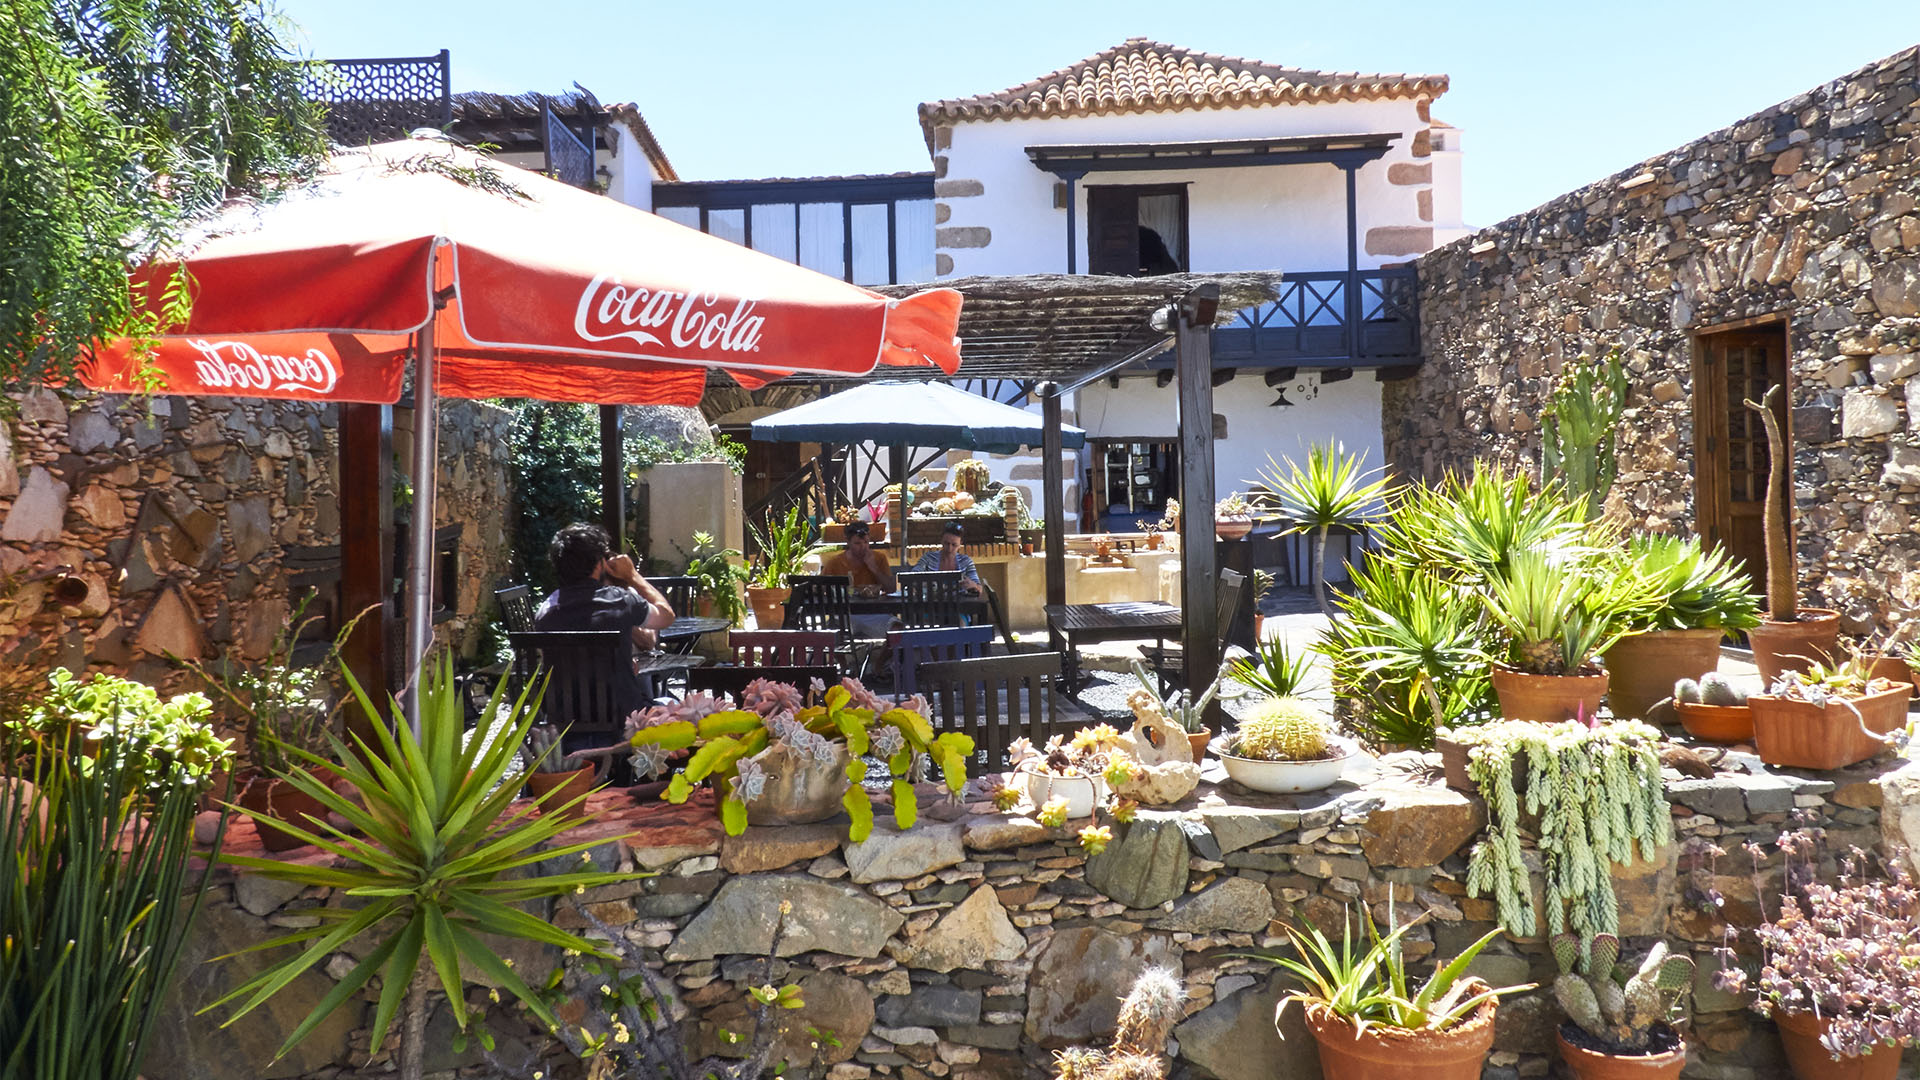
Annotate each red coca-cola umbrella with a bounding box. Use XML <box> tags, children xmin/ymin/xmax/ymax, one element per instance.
<box><xmin>81</xmin><ymin>136</ymin><xmax>962</xmax><ymax>726</ymax></box>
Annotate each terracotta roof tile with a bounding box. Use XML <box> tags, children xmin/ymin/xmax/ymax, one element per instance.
<box><xmin>919</xmin><ymin>38</ymin><xmax>1447</xmax><ymax>137</ymax></box>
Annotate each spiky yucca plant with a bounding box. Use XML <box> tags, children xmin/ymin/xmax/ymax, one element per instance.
<box><xmin>1482</xmin><ymin>547</ymin><xmax>1661</xmax><ymax>675</ymax></box>
<box><xmin>1252</xmin><ymin>443</ymin><xmax>1391</xmax><ymax>618</ymax></box>
<box><xmin>1551</xmin><ymin>932</ymin><xmax>1693</xmax><ymax>1052</ymax></box>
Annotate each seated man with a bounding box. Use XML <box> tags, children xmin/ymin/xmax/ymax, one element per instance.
<box><xmin>912</xmin><ymin>523</ymin><xmax>986</xmax><ymax>595</ymax></box>
<box><xmin>821</xmin><ymin>520</ymin><xmax>895</xmax><ymax>640</ymax></box>
<box><xmin>532</xmin><ymin>522</ymin><xmax>676</xmax><ymax>725</ymax></box>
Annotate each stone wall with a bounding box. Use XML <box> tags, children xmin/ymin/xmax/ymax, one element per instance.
<box><xmin>0</xmin><ymin>389</ymin><xmax>514</xmax><ymax>698</ymax></box>
<box><xmin>1385</xmin><ymin>46</ymin><xmax>1920</xmax><ymax>633</ymax></box>
<box><xmin>150</xmin><ymin>753</ymin><xmax>1920</xmax><ymax>1080</ymax></box>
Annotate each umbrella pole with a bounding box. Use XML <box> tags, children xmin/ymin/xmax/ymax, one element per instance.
<box><xmin>893</xmin><ymin>442</ymin><xmax>908</xmax><ymax>573</ymax></box>
<box><xmin>403</xmin><ymin>301</ymin><xmax>441</xmax><ymax>738</ymax></box>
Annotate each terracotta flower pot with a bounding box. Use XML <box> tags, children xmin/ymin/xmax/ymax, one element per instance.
<box><xmin>1774</xmin><ymin>1009</ymin><xmax>1904</xmax><ymax>1080</ymax></box>
<box><xmin>1187</xmin><ymin>731</ymin><xmax>1210</xmax><ymax>759</ymax></box>
<box><xmin>1748</xmin><ymin>683</ymin><xmax>1911</xmax><ymax>770</ymax></box>
<box><xmin>1864</xmin><ymin>654</ymin><xmax>1919</xmax><ymax>699</ymax></box>
<box><xmin>1746</xmin><ymin>609</ymin><xmax>1841</xmax><ymax>685</ymax></box>
<box><xmin>746</xmin><ymin>585</ymin><xmax>790</xmax><ymax>630</ymax></box>
<box><xmin>1556</xmin><ymin>1023</ymin><xmax>1685</xmax><ymax>1080</ymax></box>
<box><xmin>1675</xmin><ymin>701</ymin><xmax>1754</xmax><ymax>743</ymax></box>
<box><xmin>1602</xmin><ymin>628</ymin><xmax>1725</xmax><ymax>720</ymax></box>
<box><xmin>526</xmin><ymin>765</ymin><xmax>597</xmax><ymax>820</ymax></box>
<box><xmin>1302</xmin><ymin>998</ymin><xmax>1497</xmax><ymax>1080</ymax></box>
<box><xmin>237</xmin><ymin>772</ymin><xmax>328</xmax><ymax>852</ymax></box>
<box><xmin>1491</xmin><ymin>663</ymin><xmax>1610</xmax><ymax>724</ymax></box>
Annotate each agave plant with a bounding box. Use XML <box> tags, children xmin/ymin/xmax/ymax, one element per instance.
<box><xmin>1615</xmin><ymin>534</ymin><xmax>1761</xmax><ymax>635</ymax></box>
<box><xmin>1252</xmin><ymin>443</ymin><xmax>1391</xmax><ymax>618</ymax></box>
<box><xmin>1370</xmin><ymin>462</ymin><xmax>1589</xmax><ymax>584</ymax></box>
<box><xmin>1482</xmin><ymin>546</ymin><xmax>1662</xmax><ymax>676</ymax></box>
<box><xmin>1230</xmin><ymin>637</ymin><xmax>1318</xmax><ymax>699</ymax></box>
<box><xmin>206</xmin><ymin>657</ymin><xmax>641</xmax><ymax>1080</ymax></box>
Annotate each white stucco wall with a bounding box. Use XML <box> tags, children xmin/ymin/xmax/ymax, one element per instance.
<box><xmin>490</xmin><ymin>129</ymin><xmax>655</xmax><ymax>211</ymax></box>
<box><xmin>935</xmin><ymin>97</ymin><xmax>1435</xmax><ymax>278</ymax></box>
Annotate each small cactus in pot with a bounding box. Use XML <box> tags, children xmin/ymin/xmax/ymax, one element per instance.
<box><xmin>523</xmin><ymin>723</ymin><xmax>585</xmax><ymax>775</ymax></box>
<box><xmin>1552</xmin><ymin>932</ymin><xmax>1693</xmax><ymax>1054</ymax></box>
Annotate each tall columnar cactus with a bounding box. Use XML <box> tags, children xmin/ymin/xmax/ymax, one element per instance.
<box><xmin>1744</xmin><ymin>385</ymin><xmax>1797</xmax><ymax>620</ymax></box>
<box><xmin>1541</xmin><ymin>350</ymin><xmax>1630</xmax><ymax>520</ymax></box>
<box><xmin>1551</xmin><ymin>933</ymin><xmax>1694</xmax><ymax>1052</ymax></box>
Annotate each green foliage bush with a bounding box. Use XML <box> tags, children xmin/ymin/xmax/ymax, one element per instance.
<box><xmin>510</xmin><ymin>401</ymin><xmax>603</xmax><ymax>591</ymax></box>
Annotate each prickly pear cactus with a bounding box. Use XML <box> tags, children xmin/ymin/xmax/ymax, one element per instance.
<box><xmin>1549</xmin><ymin>932</ymin><xmax>1694</xmax><ymax>1051</ymax></box>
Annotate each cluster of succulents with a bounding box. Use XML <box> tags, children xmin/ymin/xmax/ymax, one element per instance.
<box><xmin>1551</xmin><ymin>932</ymin><xmax>1693</xmax><ymax>1051</ymax></box>
<box><xmin>1052</xmin><ymin>967</ymin><xmax>1186</xmax><ymax>1080</ymax></box>
<box><xmin>1229</xmin><ymin>697</ymin><xmax>1332</xmax><ymax>761</ymax></box>
<box><xmin>1673</xmin><ymin>672</ymin><xmax>1746</xmax><ymax>706</ymax></box>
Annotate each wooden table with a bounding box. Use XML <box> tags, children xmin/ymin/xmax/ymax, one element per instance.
<box><xmin>659</xmin><ymin>615</ymin><xmax>731</xmax><ymax>655</ymax></box>
<box><xmin>1043</xmin><ymin>601</ymin><xmax>1183</xmax><ymax>692</ymax></box>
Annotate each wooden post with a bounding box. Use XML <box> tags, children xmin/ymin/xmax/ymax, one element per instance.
<box><xmin>1343</xmin><ymin>164</ymin><xmax>1360</xmax><ymax>362</ymax></box>
<box><xmin>339</xmin><ymin>401</ymin><xmax>393</xmax><ymax>741</ymax></box>
<box><xmin>892</xmin><ymin>442</ymin><xmax>909</xmax><ymax>571</ymax></box>
<box><xmin>1175</xmin><ymin>286</ymin><xmax>1222</xmax><ymax>720</ymax></box>
<box><xmin>600</xmin><ymin>404</ymin><xmax>625</xmax><ymax>551</ymax></box>
<box><xmin>1041</xmin><ymin>384</ymin><xmax>1066</xmax><ymax>609</ymax></box>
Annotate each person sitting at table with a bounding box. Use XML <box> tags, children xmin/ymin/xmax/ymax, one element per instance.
<box><xmin>533</xmin><ymin>523</ymin><xmax>676</xmax><ymax>718</ymax></box>
<box><xmin>912</xmin><ymin>523</ymin><xmax>986</xmax><ymax>595</ymax></box>
<box><xmin>821</xmin><ymin>521</ymin><xmax>896</xmax><ymax>640</ymax></box>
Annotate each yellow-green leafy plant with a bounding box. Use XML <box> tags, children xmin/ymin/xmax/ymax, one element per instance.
<box><xmin>1227</xmin><ymin>697</ymin><xmax>1331</xmax><ymax>761</ymax></box>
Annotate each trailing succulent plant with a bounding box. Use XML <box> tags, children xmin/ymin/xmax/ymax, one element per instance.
<box><xmin>1460</xmin><ymin>720</ymin><xmax>1672</xmax><ymax>946</ymax></box>
<box><xmin>1051</xmin><ymin>966</ymin><xmax>1186</xmax><ymax>1080</ymax></box>
<box><xmin>1229</xmin><ymin>697</ymin><xmax>1332</xmax><ymax>761</ymax></box>
<box><xmin>1673</xmin><ymin>673</ymin><xmax>1746</xmax><ymax>707</ymax></box>
<box><xmin>1552</xmin><ymin>932</ymin><xmax>1693</xmax><ymax>1052</ymax></box>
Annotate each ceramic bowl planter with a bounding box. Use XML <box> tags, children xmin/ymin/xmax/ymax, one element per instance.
<box><xmin>1556</xmin><ymin>1024</ymin><xmax>1685</xmax><ymax>1080</ymax></box>
<box><xmin>1674</xmin><ymin>701</ymin><xmax>1754</xmax><ymax>743</ymax></box>
<box><xmin>525</xmin><ymin>765</ymin><xmax>596</xmax><ymax>820</ymax></box>
<box><xmin>1302</xmin><ymin>998</ymin><xmax>1497</xmax><ymax>1080</ymax></box>
<box><xmin>746</xmin><ymin>585</ymin><xmax>790</xmax><ymax>629</ymax></box>
<box><xmin>1748</xmin><ymin>683</ymin><xmax>1911</xmax><ymax>770</ymax></box>
<box><xmin>1491</xmin><ymin>663</ymin><xmax>1609</xmax><ymax>724</ymax></box>
<box><xmin>1602</xmin><ymin>628</ymin><xmax>1725</xmax><ymax>720</ymax></box>
<box><xmin>1019</xmin><ymin>766</ymin><xmax>1100</xmax><ymax>819</ymax></box>
<box><xmin>1216</xmin><ymin>736</ymin><xmax>1355</xmax><ymax>794</ymax></box>
<box><xmin>1215</xmin><ymin>516</ymin><xmax>1254</xmax><ymax>541</ymax></box>
<box><xmin>744</xmin><ymin>743</ymin><xmax>852</xmax><ymax>827</ymax></box>
<box><xmin>1746</xmin><ymin>609</ymin><xmax>1841</xmax><ymax>684</ymax></box>
<box><xmin>1774</xmin><ymin>1010</ymin><xmax>1904</xmax><ymax>1080</ymax></box>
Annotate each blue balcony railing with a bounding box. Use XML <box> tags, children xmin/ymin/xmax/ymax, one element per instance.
<box><xmin>1210</xmin><ymin>267</ymin><xmax>1419</xmax><ymax>367</ymax></box>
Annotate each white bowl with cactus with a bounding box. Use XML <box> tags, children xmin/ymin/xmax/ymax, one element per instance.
<box><xmin>1216</xmin><ymin>698</ymin><xmax>1354</xmax><ymax>794</ymax></box>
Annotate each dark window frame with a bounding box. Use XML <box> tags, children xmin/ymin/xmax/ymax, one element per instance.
<box><xmin>653</xmin><ymin>174</ymin><xmax>934</xmax><ymax>286</ymax></box>
<box><xmin>1085</xmin><ymin>182</ymin><xmax>1192</xmax><ymax>275</ymax></box>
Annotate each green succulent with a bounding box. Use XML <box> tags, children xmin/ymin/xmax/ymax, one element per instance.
<box><xmin>1616</xmin><ymin>534</ymin><xmax>1761</xmax><ymax>635</ymax></box>
<box><xmin>1551</xmin><ymin>932</ymin><xmax>1694</xmax><ymax>1051</ymax></box>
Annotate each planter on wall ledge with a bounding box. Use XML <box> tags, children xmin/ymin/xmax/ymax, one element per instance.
<box><xmin>1773</xmin><ymin>1010</ymin><xmax>1903</xmax><ymax>1080</ymax></box>
<box><xmin>1215</xmin><ymin>517</ymin><xmax>1254</xmax><ymax>541</ymax></box>
<box><xmin>1302</xmin><ymin>997</ymin><xmax>1497</xmax><ymax>1080</ymax></box>
<box><xmin>1602</xmin><ymin>628</ymin><xmax>1725</xmax><ymax>720</ymax></box>
<box><xmin>526</xmin><ymin>765</ymin><xmax>596</xmax><ymax>820</ymax></box>
<box><xmin>1675</xmin><ymin>702</ymin><xmax>1754</xmax><ymax>743</ymax></box>
<box><xmin>1491</xmin><ymin>663</ymin><xmax>1609</xmax><ymax>724</ymax></box>
<box><xmin>236</xmin><ymin>772</ymin><xmax>329</xmax><ymax>852</ymax></box>
<box><xmin>1748</xmin><ymin>682</ymin><xmax>1911</xmax><ymax>770</ymax></box>
<box><xmin>1018</xmin><ymin>766</ymin><xmax>1100</xmax><ymax>819</ymax></box>
<box><xmin>1746</xmin><ymin>609</ymin><xmax>1841</xmax><ymax>685</ymax></box>
<box><xmin>1216</xmin><ymin>737</ymin><xmax>1355</xmax><ymax>794</ymax></box>
<box><xmin>1556</xmin><ymin>1023</ymin><xmax>1686</xmax><ymax>1080</ymax></box>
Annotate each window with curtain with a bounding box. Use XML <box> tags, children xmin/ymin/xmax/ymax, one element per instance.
<box><xmin>706</xmin><ymin>208</ymin><xmax>747</xmax><ymax>247</ymax></box>
<box><xmin>656</xmin><ymin>205</ymin><xmax>700</xmax><ymax>229</ymax></box>
<box><xmin>893</xmin><ymin>199</ymin><xmax>935</xmax><ymax>283</ymax></box>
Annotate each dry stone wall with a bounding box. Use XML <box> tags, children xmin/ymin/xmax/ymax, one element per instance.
<box><xmin>0</xmin><ymin>390</ymin><xmax>513</xmax><ymax>696</ymax></box>
<box><xmin>151</xmin><ymin>754</ymin><xmax>1920</xmax><ymax>1080</ymax></box>
<box><xmin>1385</xmin><ymin>46</ymin><xmax>1920</xmax><ymax>633</ymax></box>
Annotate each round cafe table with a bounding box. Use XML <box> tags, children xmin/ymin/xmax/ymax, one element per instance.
<box><xmin>659</xmin><ymin>615</ymin><xmax>730</xmax><ymax>655</ymax></box>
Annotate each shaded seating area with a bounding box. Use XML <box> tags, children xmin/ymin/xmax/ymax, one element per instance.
<box><xmin>919</xmin><ymin>652</ymin><xmax>1071</xmax><ymax>768</ymax></box>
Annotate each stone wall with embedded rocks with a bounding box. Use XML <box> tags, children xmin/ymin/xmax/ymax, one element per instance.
<box><xmin>144</xmin><ymin>753</ymin><xmax>1920</xmax><ymax>1080</ymax></box>
<box><xmin>0</xmin><ymin>389</ymin><xmax>513</xmax><ymax>696</ymax></box>
<box><xmin>1385</xmin><ymin>46</ymin><xmax>1920</xmax><ymax>635</ymax></box>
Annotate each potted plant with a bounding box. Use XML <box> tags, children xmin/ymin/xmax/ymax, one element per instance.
<box><xmin>746</xmin><ymin>505</ymin><xmax>816</xmax><ymax>630</ymax></box>
<box><xmin>1231</xmin><ymin>636</ymin><xmax>1316</xmax><ymax>701</ymax></box>
<box><xmin>1746</xmin><ymin>657</ymin><xmax>1910</xmax><ymax>770</ymax></box>
<box><xmin>636</xmin><ymin>677</ymin><xmax>973</xmax><ymax>840</ymax></box>
<box><xmin>1601</xmin><ymin>535</ymin><xmax>1761</xmax><ymax>720</ymax></box>
<box><xmin>1721</xmin><ymin>828</ymin><xmax>1920</xmax><ymax>1080</ymax></box>
<box><xmin>1551</xmin><ymin>932</ymin><xmax>1692</xmax><ymax>1079</ymax></box>
<box><xmin>1127</xmin><ymin>658</ymin><xmax>1240</xmax><ymax>759</ymax></box>
<box><xmin>1481</xmin><ymin>546</ymin><xmax>1659</xmax><ymax>723</ymax></box>
<box><xmin>678</xmin><ymin>530</ymin><xmax>750</xmax><ymax>627</ymax></box>
<box><xmin>1007</xmin><ymin>726</ymin><xmax>1125</xmax><ymax>820</ymax></box>
<box><xmin>1740</xmin><ymin>387</ymin><xmax>1841</xmax><ymax>682</ymax></box>
<box><xmin>1215</xmin><ymin>696</ymin><xmax>1355</xmax><ymax>794</ymax></box>
<box><xmin>1253</xmin><ymin>443</ymin><xmax>1391</xmax><ymax>618</ymax></box>
<box><xmin>1251</xmin><ymin>898</ymin><xmax>1531</xmax><ymax>1080</ymax></box>
<box><xmin>1671</xmin><ymin>673</ymin><xmax>1753</xmax><ymax>743</ymax></box>
<box><xmin>1215</xmin><ymin>492</ymin><xmax>1255</xmax><ymax>540</ymax></box>
<box><xmin>1137</xmin><ymin>518</ymin><xmax>1165</xmax><ymax>550</ymax></box>
<box><xmin>951</xmin><ymin>458</ymin><xmax>991</xmax><ymax>494</ymax></box>
<box><xmin>522</xmin><ymin>723</ymin><xmax>601</xmax><ymax>820</ymax></box>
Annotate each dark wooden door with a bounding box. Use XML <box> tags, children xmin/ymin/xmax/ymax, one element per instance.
<box><xmin>1694</xmin><ymin>326</ymin><xmax>1789</xmax><ymax>597</ymax></box>
<box><xmin>740</xmin><ymin>436</ymin><xmax>801</xmax><ymax>511</ymax></box>
<box><xmin>1087</xmin><ymin>188</ymin><xmax>1142</xmax><ymax>276</ymax></box>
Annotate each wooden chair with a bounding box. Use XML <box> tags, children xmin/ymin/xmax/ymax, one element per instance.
<box><xmin>684</xmin><ymin>664</ymin><xmax>843</xmax><ymax>703</ymax></box>
<box><xmin>785</xmin><ymin>575</ymin><xmax>854</xmax><ymax>642</ymax></box>
<box><xmin>897</xmin><ymin>571</ymin><xmax>964</xmax><ymax>628</ymax></box>
<box><xmin>496</xmin><ymin>584</ymin><xmax>535</xmax><ymax>633</ymax></box>
<box><xmin>1144</xmin><ymin>568</ymin><xmax>1248</xmax><ymax>695</ymax></box>
<box><xmin>919</xmin><ymin>652</ymin><xmax>1067</xmax><ymax>769</ymax></box>
<box><xmin>889</xmin><ymin>625</ymin><xmax>994</xmax><ymax>700</ymax></box>
<box><xmin>729</xmin><ymin>630</ymin><xmax>839</xmax><ymax>667</ymax></box>
<box><xmin>649</xmin><ymin>575</ymin><xmax>701</xmax><ymax>621</ymax></box>
<box><xmin>507</xmin><ymin>630</ymin><xmax>640</xmax><ymax>741</ymax></box>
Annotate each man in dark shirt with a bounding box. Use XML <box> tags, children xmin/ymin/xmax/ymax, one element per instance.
<box><xmin>533</xmin><ymin>522</ymin><xmax>676</xmax><ymax>725</ymax></box>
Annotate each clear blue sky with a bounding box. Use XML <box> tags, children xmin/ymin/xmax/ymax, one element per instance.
<box><xmin>282</xmin><ymin>0</ymin><xmax>1920</xmax><ymax>229</ymax></box>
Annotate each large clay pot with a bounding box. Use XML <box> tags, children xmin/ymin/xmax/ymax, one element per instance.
<box><xmin>1774</xmin><ymin>1009</ymin><xmax>1903</xmax><ymax>1080</ymax></box>
<box><xmin>1747</xmin><ymin>609</ymin><xmax>1841</xmax><ymax>685</ymax></box>
<box><xmin>746</xmin><ymin>585</ymin><xmax>790</xmax><ymax>630</ymax></box>
<box><xmin>744</xmin><ymin>743</ymin><xmax>852</xmax><ymax>826</ymax></box>
<box><xmin>1674</xmin><ymin>702</ymin><xmax>1754</xmax><ymax>743</ymax></box>
<box><xmin>1491</xmin><ymin>663</ymin><xmax>1610</xmax><ymax>724</ymax></box>
<box><xmin>1302</xmin><ymin>997</ymin><xmax>1496</xmax><ymax>1080</ymax></box>
<box><xmin>237</xmin><ymin>772</ymin><xmax>329</xmax><ymax>852</ymax></box>
<box><xmin>1556</xmin><ymin>1023</ymin><xmax>1685</xmax><ymax>1080</ymax></box>
<box><xmin>1748</xmin><ymin>682</ymin><xmax>1911</xmax><ymax>770</ymax></box>
<box><xmin>526</xmin><ymin>765</ymin><xmax>597</xmax><ymax>820</ymax></box>
<box><xmin>1602</xmin><ymin>628</ymin><xmax>1725</xmax><ymax>720</ymax></box>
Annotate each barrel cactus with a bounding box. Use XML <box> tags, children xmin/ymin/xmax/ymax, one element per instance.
<box><xmin>1551</xmin><ymin>932</ymin><xmax>1693</xmax><ymax>1052</ymax></box>
<box><xmin>1232</xmin><ymin>698</ymin><xmax>1329</xmax><ymax>761</ymax></box>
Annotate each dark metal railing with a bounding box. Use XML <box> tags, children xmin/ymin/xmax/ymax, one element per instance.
<box><xmin>308</xmin><ymin>50</ymin><xmax>452</xmax><ymax>146</ymax></box>
<box><xmin>542</xmin><ymin>103</ymin><xmax>596</xmax><ymax>189</ymax></box>
<box><xmin>1211</xmin><ymin>267</ymin><xmax>1419</xmax><ymax>365</ymax></box>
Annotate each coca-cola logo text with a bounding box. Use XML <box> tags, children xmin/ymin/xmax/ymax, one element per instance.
<box><xmin>573</xmin><ymin>276</ymin><xmax>765</xmax><ymax>355</ymax></box>
<box><xmin>188</xmin><ymin>339</ymin><xmax>340</xmax><ymax>395</ymax></box>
